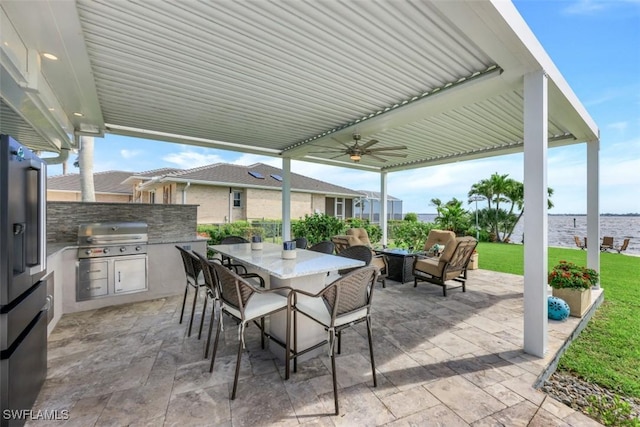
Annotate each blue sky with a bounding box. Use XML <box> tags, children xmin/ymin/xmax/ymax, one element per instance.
<box><xmin>46</xmin><ymin>0</ymin><xmax>640</xmax><ymax>215</ymax></box>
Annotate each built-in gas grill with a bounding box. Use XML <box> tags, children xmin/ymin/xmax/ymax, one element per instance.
<box><xmin>77</xmin><ymin>222</ymin><xmax>148</xmax><ymax>259</ymax></box>
<box><xmin>76</xmin><ymin>222</ymin><xmax>149</xmax><ymax>301</ymax></box>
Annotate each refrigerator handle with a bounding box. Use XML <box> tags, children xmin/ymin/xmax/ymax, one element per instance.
<box><xmin>26</xmin><ymin>159</ymin><xmax>46</xmax><ymax>274</ymax></box>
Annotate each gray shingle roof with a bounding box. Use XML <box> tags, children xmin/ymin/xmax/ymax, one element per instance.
<box><xmin>47</xmin><ymin>170</ymin><xmax>132</xmax><ymax>194</ymax></box>
<box><xmin>163</xmin><ymin>163</ymin><xmax>361</xmax><ymax>196</ymax></box>
<box><xmin>135</xmin><ymin>167</ymin><xmax>183</xmax><ymax>177</ymax></box>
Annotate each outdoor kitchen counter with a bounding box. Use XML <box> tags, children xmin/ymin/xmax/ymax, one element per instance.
<box><xmin>44</xmin><ymin>236</ymin><xmax>206</xmax><ymax>336</ymax></box>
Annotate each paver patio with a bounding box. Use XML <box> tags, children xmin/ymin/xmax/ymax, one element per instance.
<box><xmin>27</xmin><ymin>269</ymin><xmax>603</xmax><ymax>426</ymax></box>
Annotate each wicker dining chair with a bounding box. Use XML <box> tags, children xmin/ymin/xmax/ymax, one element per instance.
<box><xmin>215</xmin><ymin>236</ymin><xmax>249</xmax><ymax>273</ymax></box>
<box><xmin>308</xmin><ymin>240</ymin><xmax>335</xmax><ymax>254</ymax></box>
<box><xmin>209</xmin><ymin>262</ymin><xmax>292</xmax><ymax>400</ymax></box>
<box><xmin>293</xmin><ymin>237</ymin><xmax>308</xmax><ymax>250</ymax></box>
<box><xmin>336</xmin><ymin>245</ymin><xmax>372</xmax><ymax>275</ymax></box>
<box><xmin>175</xmin><ymin>245</ymin><xmax>205</xmax><ymax>338</ymax></box>
<box><xmin>291</xmin><ymin>266</ymin><xmax>379</xmax><ymax>415</ymax></box>
<box><xmin>193</xmin><ymin>251</ymin><xmax>266</xmax><ymax>359</ymax></box>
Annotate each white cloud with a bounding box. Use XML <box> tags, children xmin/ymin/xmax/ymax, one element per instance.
<box><xmin>162</xmin><ymin>150</ymin><xmax>226</xmax><ymax>168</ymax></box>
<box><xmin>562</xmin><ymin>0</ymin><xmax>608</xmax><ymax>15</ymax></box>
<box><xmin>607</xmin><ymin>121</ymin><xmax>628</xmax><ymax>133</ymax></box>
<box><xmin>120</xmin><ymin>149</ymin><xmax>142</xmax><ymax>159</ymax></box>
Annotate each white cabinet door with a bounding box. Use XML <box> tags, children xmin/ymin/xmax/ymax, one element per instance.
<box><xmin>114</xmin><ymin>256</ymin><xmax>147</xmax><ymax>294</ymax></box>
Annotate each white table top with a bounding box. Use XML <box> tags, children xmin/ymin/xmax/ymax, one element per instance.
<box><xmin>209</xmin><ymin>242</ymin><xmax>364</xmax><ymax>279</ymax></box>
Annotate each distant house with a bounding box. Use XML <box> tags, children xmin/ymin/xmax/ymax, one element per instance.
<box><xmin>354</xmin><ymin>190</ymin><xmax>404</xmax><ymax>223</ymax></box>
<box><xmin>48</xmin><ymin>163</ymin><xmax>403</xmax><ymax>225</ymax></box>
<box><xmin>47</xmin><ymin>170</ymin><xmax>133</xmax><ymax>202</ymax></box>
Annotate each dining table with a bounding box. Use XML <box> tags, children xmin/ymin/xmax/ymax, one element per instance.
<box><xmin>208</xmin><ymin>242</ymin><xmax>365</xmax><ymax>361</ymax></box>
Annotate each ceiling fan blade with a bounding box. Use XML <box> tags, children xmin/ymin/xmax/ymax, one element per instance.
<box><xmin>330</xmin><ymin>136</ymin><xmax>353</xmax><ymax>149</ymax></box>
<box><xmin>367</xmin><ymin>145</ymin><xmax>407</xmax><ymax>152</ymax></box>
<box><xmin>360</xmin><ymin>139</ymin><xmax>379</xmax><ymax>149</ymax></box>
<box><xmin>307</xmin><ymin>149</ymin><xmax>345</xmax><ymax>154</ymax></box>
<box><xmin>330</xmin><ymin>152</ymin><xmax>348</xmax><ymax>160</ymax></box>
<box><xmin>367</xmin><ymin>153</ymin><xmax>388</xmax><ymax>162</ymax></box>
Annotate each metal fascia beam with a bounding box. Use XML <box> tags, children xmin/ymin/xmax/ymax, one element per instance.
<box><xmin>106</xmin><ymin>124</ymin><xmax>281</xmax><ymax>157</ymax></box>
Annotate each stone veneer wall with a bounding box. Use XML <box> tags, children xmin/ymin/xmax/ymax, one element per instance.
<box><xmin>47</xmin><ymin>201</ymin><xmax>198</xmax><ymax>243</ymax></box>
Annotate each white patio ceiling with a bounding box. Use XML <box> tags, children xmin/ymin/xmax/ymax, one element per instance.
<box><xmin>0</xmin><ymin>0</ymin><xmax>598</xmax><ymax>172</ymax></box>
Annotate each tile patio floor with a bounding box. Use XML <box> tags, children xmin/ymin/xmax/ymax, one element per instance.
<box><xmin>28</xmin><ymin>270</ymin><xmax>603</xmax><ymax>426</ymax></box>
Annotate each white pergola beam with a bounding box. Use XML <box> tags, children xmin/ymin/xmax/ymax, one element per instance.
<box><xmin>523</xmin><ymin>70</ymin><xmax>548</xmax><ymax>357</ymax></box>
<box><xmin>282</xmin><ymin>157</ymin><xmax>292</xmax><ymax>241</ymax></box>
<box><xmin>586</xmin><ymin>141</ymin><xmax>600</xmax><ymax>283</ymax></box>
<box><xmin>380</xmin><ymin>172</ymin><xmax>388</xmax><ymax>245</ymax></box>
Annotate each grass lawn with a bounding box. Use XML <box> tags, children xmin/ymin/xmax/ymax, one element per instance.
<box><xmin>476</xmin><ymin>242</ymin><xmax>640</xmax><ymax>399</ymax></box>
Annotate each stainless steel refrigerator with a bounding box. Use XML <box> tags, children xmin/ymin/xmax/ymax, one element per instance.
<box><xmin>0</xmin><ymin>135</ymin><xmax>49</xmax><ymax>427</ymax></box>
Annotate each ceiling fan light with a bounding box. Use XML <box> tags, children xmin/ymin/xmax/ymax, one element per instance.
<box><xmin>350</xmin><ymin>154</ymin><xmax>361</xmax><ymax>162</ymax></box>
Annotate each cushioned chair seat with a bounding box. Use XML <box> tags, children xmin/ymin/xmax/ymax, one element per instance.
<box><xmin>296</xmin><ymin>297</ymin><xmax>368</xmax><ymax>328</ymax></box>
<box><xmin>414</xmin><ymin>258</ymin><xmax>440</xmax><ymax>276</ymax></box>
<box><xmin>222</xmin><ymin>292</ymin><xmax>289</xmax><ymax>321</ymax></box>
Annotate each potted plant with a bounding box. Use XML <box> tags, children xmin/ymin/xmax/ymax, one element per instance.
<box><xmin>548</xmin><ymin>261</ymin><xmax>599</xmax><ymax>317</ymax></box>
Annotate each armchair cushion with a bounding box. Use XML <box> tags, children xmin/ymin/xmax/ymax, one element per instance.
<box><xmin>346</xmin><ymin>228</ymin><xmax>373</xmax><ymax>247</ymax></box>
<box><xmin>423</xmin><ymin>229</ymin><xmax>456</xmax><ymax>253</ymax></box>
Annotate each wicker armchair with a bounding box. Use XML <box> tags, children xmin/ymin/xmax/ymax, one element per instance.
<box><xmin>413</xmin><ymin>236</ymin><xmax>478</xmax><ymax>296</ymax></box>
<box><xmin>291</xmin><ymin>266</ymin><xmax>379</xmax><ymax>415</ymax></box>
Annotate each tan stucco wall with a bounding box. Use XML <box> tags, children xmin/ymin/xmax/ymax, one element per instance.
<box><xmin>184</xmin><ymin>184</ymin><xmax>232</xmax><ymax>223</ymax></box>
<box><xmin>47</xmin><ymin>191</ymin><xmax>130</xmax><ymax>203</ymax></box>
<box><xmin>245</xmin><ymin>188</ymin><xmax>317</xmax><ymax>220</ymax></box>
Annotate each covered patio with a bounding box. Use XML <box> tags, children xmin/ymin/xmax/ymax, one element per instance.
<box><xmin>28</xmin><ymin>271</ymin><xmax>602</xmax><ymax>426</ymax></box>
<box><xmin>0</xmin><ymin>0</ymin><xmax>601</xmax><ymax>358</ymax></box>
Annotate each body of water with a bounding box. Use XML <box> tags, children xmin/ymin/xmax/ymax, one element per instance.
<box><xmin>417</xmin><ymin>214</ymin><xmax>640</xmax><ymax>255</ymax></box>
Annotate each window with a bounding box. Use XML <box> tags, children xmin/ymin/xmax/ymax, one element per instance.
<box><xmin>149</xmin><ymin>191</ymin><xmax>155</xmax><ymax>204</ymax></box>
<box><xmin>271</xmin><ymin>174</ymin><xmax>282</xmax><ymax>181</ymax></box>
<box><xmin>233</xmin><ymin>191</ymin><xmax>242</xmax><ymax>207</ymax></box>
<box><xmin>163</xmin><ymin>185</ymin><xmax>172</xmax><ymax>204</ymax></box>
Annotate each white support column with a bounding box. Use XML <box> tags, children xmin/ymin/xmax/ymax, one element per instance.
<box><xmin>282</xmin><ymin>158</ymin><xmax>292</xmax><ymax>241</ymax></box>
<box><xmin>380</xmin><ymin>172</ymin><xmax>388</xmax><ymax>245</ymax></box>
<box><xmin>586</xmin><ymin>140</ymin><xmax>600</xmax><ymax>285</ymax></box>
<box><xmin>523</xmin><ymin>70</ymin><xmax>548</xmax><ymax>357</ymax></box>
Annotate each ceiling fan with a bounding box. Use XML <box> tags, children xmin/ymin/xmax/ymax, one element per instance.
<box><xmin>308</xmin><ymin>133</ymin><xmax>408</xmax><ymax>163</ymax></box>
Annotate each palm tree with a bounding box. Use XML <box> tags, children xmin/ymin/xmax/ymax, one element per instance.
<box><xmin>470</xmin><ymin>173</ymin><xmax>554</xmax><ymax>243</ymax></box>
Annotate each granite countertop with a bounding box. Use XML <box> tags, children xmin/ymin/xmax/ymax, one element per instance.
<box><xmin>46</xmin><ymin>236</ymin><xmax>206</xmax><ymax>257</ymax></box>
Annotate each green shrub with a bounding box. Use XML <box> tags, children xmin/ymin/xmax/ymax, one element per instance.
<box><xmin>404</xmin><ymin>212</ymin><xmax>418</xmax><ymax>222</ymax></box>
<box><xmin>291</xmin><ymin>213</ymin><xmax>345</xmax><ymax>245</ymax></box>
<box><xmin>587</xmin><ymin>395</ymin><xmax>640</xmax><ymax>427</ymax></box>
<box><xmin>389</xmin><ymin>221</ymin><xmax>435</xmax><ymax>250</ymax></box>
<box><xmin>197</xmin><ymin>222</ymin><xmax>264</xmax><ymax>245</ymax></box>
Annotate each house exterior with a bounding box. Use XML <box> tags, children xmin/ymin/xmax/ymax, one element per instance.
<box><xmin>125</xmin><ymin>163</ymin><xmax>367</xmax><ymax>224</ymax></box>
<box><xmin>47</xmin><ymin>170</ymin><xmax>133</xmax><ymax>202</ymax></box>
<box><xmin>48</xmin><ymin>163</ymin><xmax>402</xmax><ymax>224</ymax></box>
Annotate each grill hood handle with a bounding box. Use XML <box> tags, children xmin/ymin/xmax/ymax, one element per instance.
<box><xmin>86</xmin><ymin>236</ymin><xmax>143</xmax><ymax>243</ymax></box>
